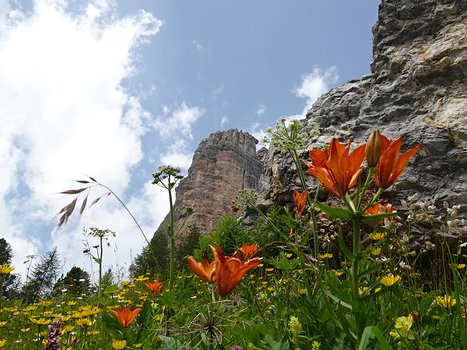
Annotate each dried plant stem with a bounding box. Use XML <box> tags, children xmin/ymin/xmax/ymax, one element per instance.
<box><xmin>97</xmin><ymin>182</ymin><xmax>151</xmax><ymax>247</ymax></box>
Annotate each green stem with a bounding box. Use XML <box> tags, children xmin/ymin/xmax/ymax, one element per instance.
<box><xmin>351</xmin><ymin>217</ymin><xmax>363</xmax><ymax>347</ymax></box>
<box><xmin>291</xmin><ymin>148</ymin><xmax>320</xmax><ymax>259</ymax></box>
<box><xmin>352</xmin><ymin>218</ymin><xmax>362</xmax><ymax>295</ymax></box>
<box><xmin>356</xmin><ymin>168</ymin><xmax>374</xmax><ymax>209</ymax></box>
<box><xmin>0</xmin><ymin>278</ymin><xmax>3</xmax><ymax>311</ymax></box>
<box><xmin>361</xmin><ymin>187</ymin><xmax>384</xmax><ymax>214</ymax></box>
<box><xmin>168</xmin><ymin>177</ymin><xmax>176</xmax><ymax>290</ymax></box>
<box><xmin>98</xmin><ymin>235</ymin><xmax>103</xmax><ymax>299</ymax></box>
<box><xmin>248</xmin><ymin>200</ymin><xmax>282</xmax><ymax>235</ymax></box>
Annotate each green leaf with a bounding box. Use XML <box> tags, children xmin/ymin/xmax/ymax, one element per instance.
<box><xmin>338</xmin><ymin>228</ymin><xmax>354</xmax><ymax>260</ymax></box>
<box><xmin>359</xmin><ymin>326</ymin><xmax>393</xmax><ymax>350</ymax></box>
<box><xmin>315</xmin><ymin>201</ymin><xmax>353</xmax><ymax>219</ymax></box>
<box><xmin>265</xmin><ymin>252</ymin><xmax>301</xmax><ymax>271</ymax></box>
<box><xmin>260</xmin><ymin>334</ymin><xmax>290</xmax><ymax>350</ymax></box>
<box><xmin>159</xmin><ymin>335</ymin><xmax>183</xmax><ymax>349</ymax></box>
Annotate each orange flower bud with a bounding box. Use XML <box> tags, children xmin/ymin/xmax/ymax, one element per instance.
<box><xmin>365</xmin><ymin>129</ymin><xmax>382</xmax><ymax>168</ymax></box>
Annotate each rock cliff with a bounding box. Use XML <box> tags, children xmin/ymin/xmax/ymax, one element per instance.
<box><xmin>159</xmin><ymin>129</ymin><xmax>263</xmax><ymax>237</ymax></box>
<box><xmin>257</xmin><ymin>0</ymin><xmax>466</xmax><ymax>241</ymax></box>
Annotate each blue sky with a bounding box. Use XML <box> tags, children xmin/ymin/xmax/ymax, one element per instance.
<box><xmin>0</xmin><ymin>0</ymin><xmax>378</xmax><ymax>280</ymax></box>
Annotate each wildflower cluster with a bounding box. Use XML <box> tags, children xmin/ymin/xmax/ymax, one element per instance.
<box><xmin>1</xmin><ymin>127</ymin><xmax>464</xmax><ymax>349</ymax></box>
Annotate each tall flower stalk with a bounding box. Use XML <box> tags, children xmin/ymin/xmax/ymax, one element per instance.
<box><xmin>152</xmin><ymin>165</ymin><xmax>184</xmax><ymax>290</ymax></box>
<box><xmin>263</xmin><ymin>118</ymin><xmax>321</xmax><ymax>258</ymax></box>
<box><xmin>82</xmin><ymin>227</ymin><xmax>115</xmax><ymax>299</ymax></box>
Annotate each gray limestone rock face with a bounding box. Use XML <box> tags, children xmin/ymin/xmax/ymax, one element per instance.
<box><xmin>257</xmin><ymin>0</ymin><xmax>466</xmax><ymax>243</ymax></box>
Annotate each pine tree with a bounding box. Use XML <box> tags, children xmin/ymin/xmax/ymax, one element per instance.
<box><xmin>0</xmin><ymin>238</ymin><xmax>13</xmax><ymax>265</ymax></box>
<box><xmin>22</xmin><ymin>247</ymin><xmax>62</xmax><ymax>303</ymax></box>
<box><xmin>0</xmin><ymin>237</ymin><xmax>21</xmax><ymax>299</ymax></box>
<box><xmin>53</xmin><ymin>266</ymin><xmax>91</xmax><ymax>297</ymax></box>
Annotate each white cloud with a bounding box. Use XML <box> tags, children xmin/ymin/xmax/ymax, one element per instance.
<box><xmin>192</xmin><ymin>39</ymin><xmax>210</xmax><ymax>54</ymax></box>
<box><xmin>152</xmin><ymin>103</ymin><xmax>203</xmax><ymax>174</ymax></box>
<box><xmin>0</xmin><ymin>0</ymin><xmax>162</xmax><ymax>279</ymax></box>
<box><xmin>294</xmin><ymin>66</ymin><xmax>338</xmax><ymax>117</ymax></box>
<box><xmin>153</xmin><ymin>102</ymin><xmax>203</xmax><ymax>140</ymax></box>
<box><xmin>221</xmin><ymin>115</ymin><xmax>229</xmax><ymax>128</ymax></box>
<box><xmin>159</xmin><ymin>139</ymin><xmax>194</xmax><ymax>172</ymax></box>
<box><xmin>249</xmin><ymin>122</ymin><xmax>266</xmax><ymax>148</ymax></box>
<box><xmin>251</xmin><ymin>66</ymin><xmax>338</xmax><ymax>149</ymax></box>
<box><xmin>256</xmin><ymin>104</ymin><xmax>266</xmax><ymax>116</ymax></box>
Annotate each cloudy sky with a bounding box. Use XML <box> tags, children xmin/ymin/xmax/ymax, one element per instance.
<box><xmin>0</xmin><ymin>0</ymin><xmax>378</xmax><ymax>281</ymax></box>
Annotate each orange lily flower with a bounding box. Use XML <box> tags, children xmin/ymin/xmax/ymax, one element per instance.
<box><xmin>365</xmin><ymin>202</ymin><xmax>396</xmax><ymax>216</ymax></box>
<box><xmin>145</xmin><ymin>280</ymin><xmax>163</xmax><ymax>295</ymax></box>
<box><xmin>303</xmin><ymin>138</ymin><xmax>366</xmax><ymax>198</ymax></box>
<box><xmin>187</xmin><ymin>250</ymin><xmax>216</xmax><ymax>283</ymax></box>
<box><xmin>236</xmin><ymin>243</ymin><xmax>259</xmax><ymax>261</ymax></box>
<box><xmin>293</xmin><ymin>190</ymin><xmax>308</xmax><ymax>218</ymax></box>
<box><xmin>111</xmin><ymin>307</ymin><xmax>141</xmax><ymax>328</ymax></box>
<box><xmin>212</xmin><ymin>245</ymin><xmax>261</xmax><ymax>297</ymax></box>
<box><xmin>373</xmin><ymin>135</ymin><xmax>421</xmax><ymax>189</ymax></box>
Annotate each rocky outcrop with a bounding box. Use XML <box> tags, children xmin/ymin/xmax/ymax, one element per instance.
<box><xmin>257</xmin><ymin>0</ymin><xmax>466</xmax><ymax>241</ymax></box>
<box><xmin>162</xmin><ymin>129</ymin><xmax>263</xmax><ymax>237</ymax></box>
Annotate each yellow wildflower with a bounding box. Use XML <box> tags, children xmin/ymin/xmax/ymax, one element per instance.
<box><xmin>63</xmin><ymin>325</ymin><xmax>75</xmax><ymax>333</ymax></box>
<box><xmin>0</xmin><ymin>339</ymin><xmax>6</xmax><ymax>348</ymax></box>
<box><xmin>30</xmin><ymin>317</ymin><xmax>50</xmax><ymax>325</ymax></box>
<box><xmin>112</xmin><ymin>339</ymin><xmax>127</xmax><ymax>349</ymax></box>
<box><xmin>75</xmin><ymin>318</ymin><xmax>95</xmax><ymax>327</ymax></box>
<box><xmin>132</xmin><ymin>275</ymin><xmax>149</xmax><ymax>282</ymax></box>
<box><xmin>380</xmin><ymin>274</ymin><xmax>401</xmax><ymax>287</ymax></box>
<box><xmin>358</xmin><ymin>287</ymin><xmax>368</xmax><ymax>296</ymax></box>
<box><xmin>436</xmin><ymin>294</ymin><xmax>456</xmax><ymax>309</ymax></box>
<box><xmin>288</xmin><ymin>316</ymin><xmax>302</xmax><ymax>336</ymax></box>
<box><xmin>43</xmin><ymin>311</ymin><xmax>54</xmax><ymax>317</ymax></box>
<box><xmin>320</xmin><ymin>253</ymin><xmax>333</xmax><ymax>259</ymax></box>
<box><xmin>0</xmin><ymin>321</ymin><xmax>7</xmax><ymax>327</ymax></box>
<box><xmin>133</xmin><ymin>343</ymin><xmax>143</xmax><ymax>348</ymax></box>
<box><xmin>390</xmin><ymin>314</ymin><xmax>414</xmax><ymax>339</ymax></box>
<box><xmin>371</xmin><ymin>247</ymin><xmax>382</xmax><ymax>256</ymax></box>
<box><xmin>39</xmin><ymin>300</ymin><xmax>53</xmax><ymax>307</ymax></box>
<box><xmin>369</xmin><ymin>232</ymin><xmax>385</xmax><ymax>241</ymax></box>
<box><xmin>0</xmin><ymin>264</ymin><xmax>14</xmax><ymax>275</ymax></box>
<box><xmin>330</xmin><ymin>269</ymin><xmax>344</xmax><ymax>277</ymax></box>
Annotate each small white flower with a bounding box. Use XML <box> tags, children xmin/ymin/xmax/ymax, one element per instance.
<box><xmin>399</xmin><ymin>261</ymin><xmax>411</xmax><ymax>270</ymax></box>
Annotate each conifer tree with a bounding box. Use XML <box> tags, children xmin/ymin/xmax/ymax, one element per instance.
<box><xmin>53</xmin><ymin>266</ymin><xmax>91</xmax><ymax>297</ymax></box>
<box><xmin>22</xmin><ymin>247</ymin><xmax>62</xmax><ymax>303</ymax></box>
